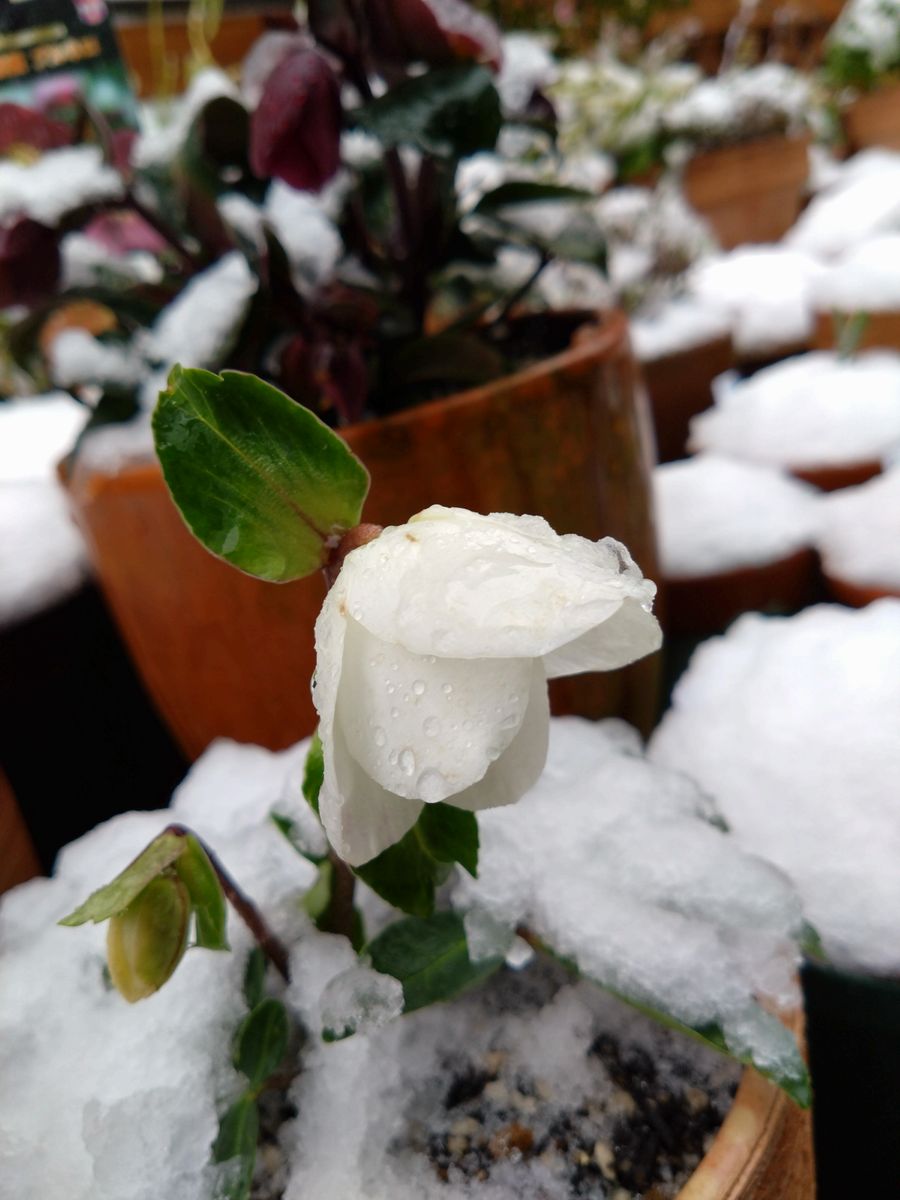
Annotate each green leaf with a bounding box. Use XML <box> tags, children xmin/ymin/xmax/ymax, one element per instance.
<box><xmin>174</xmin><ymin>835</ymin><xmax>229</xmax><ymax>951</ymax></box>
<box><xmin>153</xmin><ymin>367</ymin><xmax>370</xmax><ymax>582</ymax></box>
<box><xmin>243</xmin><ymin>947</ymin><xmax>267</xmax><ymax>1010</ymax></box>
<box><xmin>233</xmin><ymin>998</ymin><xmax>290</xmax><ymax>1091</ymax></box>
<box><xmin>800</xmin><ymin>921</ymin><xmax>829</xmax><ymax>965</ymax></box>
<box><xmin>212</xmin><ymin>1096</ymin><xmax>258</xmax><ymax>1200</ymax></box>
<box><xmin>303</xmin><ymin>733</ymin><xmax>324</xmax><ymax>816</ymax></box>
<box><xmin>355</xmin><ymin>805</ymin><xmax>479</xmax><ymax>915</ymax></box>
<box><xmin>59</xmin><ymin>829</ymin><xmax>187</xmax><ymax>926</ymax></box>
<box><xmin>389</xmin><ymin>331</ymin><xmax>506</xmax><ymax>393</ymax></box>
<box><xmin>301</xmin><ymin>859</ymin><xmax>335</xmax><ymax>923</ymax></box>
<box><xmin>355</xmin><ymin>64</ymin><xmax>502</xmax><ymax>158</ymax></box>
<box><xmin>418</xmin><ymin>804</ymin><xmax>478</xmax><ymax>877</ymax></box>
<box><xmin>473</xmin><ymin>181</ymin><xmax>592</xmax><ymax>213</ymax></box>
<box><xmin>106</xmin><ymin>873</ymin><xmax>192</xmax><ymax>1003</ymax></box>
<box><xmin>366</xmin><ymin>911</ymin><xmax>503</xmax><ymax>1013</ymax></box>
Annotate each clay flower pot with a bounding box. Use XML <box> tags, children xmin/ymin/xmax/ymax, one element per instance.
<box><xmin>813</xmin><ymin>309</ymin><xmax>900</xmax><ymax>353</ymax></box>
<box><xmin>683</xmin><ymin>135</ymin><xmax>811</xmax><ymax>249</ymax></box>
<box><xmin>64</xmin><ymin>312</ymin><xmax>661</xmax><ymax>761</ymax></box>
<box><xmin>662</xmin><ymin>548</ymin><xmax>819</xmax><ymax>637</ymax></box>
<box><xmin>790</xmin><ymin>459</ymin><xmax>881</xmax><ymax>491</ymax></box>
<box><xmin>0</xmin><ymin>768</ymin><xmax>41</xmax><ymax>896</ymax></box>
<box><xmin>641</xmin><ymin>333</ymin><xmax>735</xmax><ymax>463</ymax></box>
<box><xmin>842</xmin><ymin>81</ymin><xmax>900</xmax><ymax>154</ymax></box>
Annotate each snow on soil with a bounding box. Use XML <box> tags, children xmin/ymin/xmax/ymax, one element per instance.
<box><xmin>653</xmin><ymin>456</ymin><xmax>819</xmax><ymax>577</ymax></box>
<box><xmin>651</xmin><ymin>602</ymin><xmax>900</xmax><ymax>975</ymax></box>
<box><xmin>0</xmin><ymin>395</ymin><xmax>88</xmax><ymax>627</ymax></box>
<box><xmin>690</xmin><ymin>351</ymin><xmax>900</xmax><ymax>469</ymax></box>
<box><xmin>786</xmin><ymin>150</ymin><xmax>900</xmax><ymax>259</ymax></box>
<box><xmin>0</xmin><ymin>146</ymin><xmax>122</xmax><ymax>226</ymax></box>
<box><xmin>816</xmin><ymin>233</ymin><xmax>900</xmax><ymax>313</ymax></box>
<box><xmin>0</xmin><ymin>720</ymin><xmax>802</xmax><ymax>1199</ymax></box>
<box><xmin>815</xmin><ymin>467</ymin><xmax>900</xmax><ymax>590</ymax></box>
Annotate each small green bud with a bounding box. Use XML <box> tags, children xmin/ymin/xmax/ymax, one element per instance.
<box><xmin>106</xmin><ymin>874</ymin><xmax>191</xmax><ymax>1003</ymax></box>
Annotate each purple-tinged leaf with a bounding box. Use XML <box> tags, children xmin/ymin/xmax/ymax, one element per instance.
<box><xmin>250</xmin><ymin>48</ymin><xmax>342</xmax><ymax>192</ymax></box>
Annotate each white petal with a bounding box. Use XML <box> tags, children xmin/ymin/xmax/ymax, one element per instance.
<box><xmin>318</xmin><ymin>716</ymin><xmax>423</xmax><ymax>867</ymax></box>
<box><xmin>336</xmin><ymin>617</ymin><xmax>533</xmax><ymax>802</ymax></box>
<box><xmin>450</xmin><ymin>660</ymin><xmax>550</xmax><ymax>812</ymax></box>
<box><xmin>543</xmin><ymin>597</ymin><xmax>663</xmax><ymax>677</ymax></box>
<box><xmin>337</xmin><ymin>506</ymin><xmax>659</xmax><ymax>663</ymax></box>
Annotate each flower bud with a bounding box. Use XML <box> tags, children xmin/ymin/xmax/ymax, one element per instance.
<box><xmin>250</xmin><ymin>48</ymin><xmax>342</xmax><ymax>192</ymax></box>
<box><xmin>106</xmin><ymin>874</ymin><xmax>191</xmax><ymax>1003</ymax></box>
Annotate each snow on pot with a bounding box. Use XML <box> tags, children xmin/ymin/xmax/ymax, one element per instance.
<box><xmin>682</xmin><ymin>247</ymin><xmax>823</xmax><ymax>368</ymax></box>
<box><xmin>812</xmin><ymin>233</ymin><xmax>900</xmax><ymax>351</ymax></box>
<box><xmin>0</xmin><ymin>718</ymin><xmax>813</xmax><ymax>1199</ymax></box>
<box><xmin>631</xmin><ymin>299</ymin><xmax>734</xmax><ymax>463</ymax></box>
<box><xmin>814</xmin><ymin>465</ymin><xmax>900</xmax><ymax>603</ymax></box>
<box><xmin>653</xmin><ymin>456</ymin><xmax>821</xmax><ymax>635</ymax></box>
<box><xmin>688</xmin><ymin>350</ymin><xmax>900</xmax><ymax>490</ymax></box>
<box><xmin>649</xmin><ymin>600</ymin><xmax>900</xmax><ymax>1194</ymax></box>
<box><xmin>65</xmin><ymin>313</ymin><xmax>661</xmax><ymax>759</ymax></box>
<box><xmin>785</xmin><ymin>148</ymin><xmax>900</xmax><ymax>261</ymax></box>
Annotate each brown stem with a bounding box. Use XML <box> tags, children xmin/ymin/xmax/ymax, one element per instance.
<box><xmin>321</xmin><ymin>852</ymin><xmax>358</xmax><ymax>943</ymax></box>
<box><xmin>323</xmin><ymin>522</ymin><xmax>383</xmax><ymax>589</ymax></box>
<box><xmin>167</xmin><ymin>824</ymin><xmax>291</xmax><ymax>982</ymax></box>
<box><xmin>123</xmin><ymin>191</ymin><xmax>204</xmax><ymax>274</ymax></box>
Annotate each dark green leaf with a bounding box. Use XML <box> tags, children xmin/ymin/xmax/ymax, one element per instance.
<box><xmin>303</xmin><ymin>733</ymin><xmax>324</xmax><ymax>816</ymax></box>
<box><xmin>354</xmin><ymin>827</ymin><xmax>438</xmax><ymax>918</ymax></box>
<box><xmin>59</xmin><ymin>829</ymin><xmax>187</xmax><ymax>926</ymax></box>
<box><xmin>270</xmin><ymin>812</ymin><xmax>327</xmax><ymax>864</ymax></box>
<box><xmin>233</xmin><ymin>998</ymin><xmax>290</xmax><ymax>1091</ymax></box>
<box><xmin>418</xmin><ymin>804</ymin><xmax>478</xmax><ymax>877</ymax></box>
<box><xmin>243</xmin><ymin>948</ymin><xmax>267</xmax><ymax>1010</ymax></box>
<box><xmin>473</xmin><ymin>181</ymin><xmax>592</xmax><ymax>213</ymax></box>
<box><xmin>174</xmin><ymin>835</ymin><xmax>229</xmax><ymax>951</ymax></box>
<box><xmin>390</xmin><ymin>330</ymin><xmax>506</xmax><ymax>392</ymax></box>
<box><xmin>355</xmin><ymin>64</ymin><xmax>501</xmax><ymax>158</ymax></box>
<box><xmin>301</xmin><ymin>859</ymin><xmax>335</xmax><ymax>923</ymax></box>
<box><xmin>212</xmin><ymin>1096</ymin><xmax>258</xmax><ymax>1200</ymax></box>
<box><xmin>153</xmin><ymin>367</ymin><xmax>370</xmax><ymax>582</ymax></box>
<box><xmin>367</xmin><ymin>911</ymin><xmax>503</xmax><ymax>1013</ymax></box>
<box><xmin>800</xmin><ymin>921</ymin><xmax>829</xmax><ymax>965</ymax></box>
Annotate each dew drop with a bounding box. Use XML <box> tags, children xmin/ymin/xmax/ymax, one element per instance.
<box><xmin>373</xmin><ymin>727</ymin><xmax>387</xmax><ymax>748</ymax></box>
<box><xmin>500</xmin><ymin>713</ymin><xmax>519</xmax><ymax>730</ymax></box>
<box><xmin>442</xmin><ymin>683</ymin><xmax>453</xmax><ymax>697</ymax></box>
<box><xmin>386</xmin><ymin>683</ymin><xmax>396</xmax><ymax>695</ymax></box>
<box><xmin>423</xmin><ymin>716</ymin><xmax>440</xmax><ymax>738</ymax></box>
<box><xmin>487</xmin><ymin>745</ymin><xmax>502</xmax><ymax>762</ymax></box>
<box><xmin>388</xmin><ymin>750</ymin><xmax>399</xmax><ymax>766</ymax></box>
<box><xmin>412</xmin><ymin>680</ymin><xmax>426</xmax><ymax>696</ymax></box>
<box><xmin>351</xmin><ymin>606</ymin><xmax>363</xmax><ymax>621</ymax></box>
<box><xmin>417</xmin><ymin>768</ymin><xmax>445</xmax><ymax>804</ymax></box>
<box><xmin>399</xmin><ymin>749</ymin><xmax>416</xmax><ymax>776</ymax></box>
<box><xmin>390</xmin><ymin>707</ymin><xmax>400</xmax><ymax>720</ymax></box>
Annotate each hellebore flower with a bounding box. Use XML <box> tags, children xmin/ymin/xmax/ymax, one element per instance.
<box><xmin>364</xmin><ymin>0</ymin><xmax>502</xmax><ymax>71</ymax></box>
<box><xmin>250</xmin><ymin>47</ymin><xmax>342</xmax><ymax>192</ymax></box>
<box><xmin>0</xmin><ymin>217</ymin><xmax>60</xmax><ymax>309</ymax></box>
<box><xmin>313</xmin><ymin>506</ymin><xmax>662</xmax><ymax>866</ymax></box>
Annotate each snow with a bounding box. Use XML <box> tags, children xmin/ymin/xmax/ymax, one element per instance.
<box><xmin>631</xmin><ymin>297</ymin><xmax>732</xmax><ymax>361</ymax></box>
<box><xmin>496</xmin><ymin>33</ymin><xmax>558</xmax><ymax>114</ymax></box>
<box><xmin>816</xmin><ymin>233</ymin><xmax>900</xmax><ymax>312</ymax></box>
<box><xmin>654</xmin><ymin>456</ymin><xmax>819</xmax><ymax>577</ymax></box>
<box><xmin>0</xmin><ymin>719</ymin><xmax>802</xmax><ymax>1198</ymax></box>
<box><xmin>0</xmin><ymin>146</ymin><xmax>122</xmax><ymax>226</ymax></box>
<box><xmin>142</xmin><ymin>251</ymin><xmax>257</xmax><ymax>378</ymax></box>
<box><xmin>650</xmin><ymin>601</ymin><xmax>900</xmax><ymax>974</ymax></box>
<box><xmin>60</xmin><ymin>233</ymin><xmax>163</xmax><ymax>290</ymax></box>
<box><xmin>0</xmin><ymin>482</ymin><xmax>88</xmax><ymax>629</ymax></box>
<box><xmin>663</xmin><ymin>64</ymin><xmax>811</xmax><ymax>145</ymax></box>
<box><xmin>786</xmin><ymin>151</ymin><xmax>900</xmax><ymax>259</ymax></box>
<box><xmin>690</xmin><ymin>351</ymin><xmax>900</xmax><ymax>469</ymax></box>
<box><xmin>264</xmin><ymin>183</ymin><xmax>343</xmax><ymax>295</ymax></box>
<box><xmin>134</xmin><ymin>69</ymin><xmax>242</xmax><ymax>170</ymax></box>
<box><xmin>49</xmin><ymin>330</ymin><xmax>143</xmax><ymax>391</ymax></box>
<box><xmin>685</xmin><ymin>247</ymin><xmax>824</xmax><ymax>357</ymax></box>
<box><xmin>0</xmin><ymin>394</ymin><xmax>85</xmax><ymax>482</ymax></box>
<box><xmin>815</xmin><ymin>467</ymin><xmax>900</xmax><ymax>589</ymax></box>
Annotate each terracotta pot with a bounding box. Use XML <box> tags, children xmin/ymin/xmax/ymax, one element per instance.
<box><xmin>822</xmin><ymin>571</ymin><xmax>899</xmax><ymax>607</ymax></box>
<box><xmin>642</xmin><ymin>334</ymin><xmax>735</xmax><ymax>463</ymax></box>
<box><xmin>812</xmin><ymin>309</ymin><xmax>900</xmax><ymax>353</ymax></box>
<box><xmin>790</xmin><ymin>459</ymin><xmax>881</xmax><ymax>491</ymax></box>
<box><xmin>683</xmin><ymin>135</ymin><xmax>811</xmax><ymax>250</ymax></box>
<box><xmin>0</xmin><ymin>768</ymin><xmax>41</xmax><ymax>897</ymax></box>
<box><xmin>842</xmin><ymin>81</ymin><xmax>900</xmax><ymax>154</ymax></box>
<box><xmin>678</xmin><ymin>1008</ymin><xmax>814</xmax><ymax>1199</ymax></box>
<box><xmin>65</xmin><ymin>313</ymin><xmax>661</xmax><ymax>761</ymax></box>
<box><xmin>662</xmin><ymin>548</ymin><xmax>819</xmax><ymax>636</ymax></box>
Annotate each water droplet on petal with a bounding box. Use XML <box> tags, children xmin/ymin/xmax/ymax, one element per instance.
<box><xmin>399</xmin><ymin>749</ymin><xmax>416</xmax><ymax>776</ymax></box>
<box><xmin>412</xmin><ymin>680</ymin><xmax>426</xmax><ymax>696</ymax></box>
<box><xmin>442</xmin><ymin>683</ymin><xmax>453</xmax><ymax>697</ymax></box>
<box><xmin>500</xmin><ymin>713</ymin><xmax>519</xmax><ymax>730</ymax></box>
<box><xmin>417</xmin><ymin>768</ymin><xmax>445</xmax><ymax>803</ymax></box>
<box><xmin>388</xmin><ymin>750</ymin><xmax>399</xmax><ymax>766</ymax></box>
<box><xmin>390</xmin><ymin>707</ymin><xmax>400</xmax><ymax>720</ymax></box>
<box><xmin>423</xmin><ymin>716</ymin><xmax>440</xmax><ymax>738</ymax></box>
<box><xmin>373</xmin><ymin>727</ymin><xmax>387</xmax><ymax>747</ymax></box>
<box><xmin>487</xmin><ymin>745</ymin><xmax>502</xmax><ymax>762</ymax></box>
<box><xmin>386</xmin><ymin>683</ymin><xmax>395</xmax><ymax>695</ymax></box>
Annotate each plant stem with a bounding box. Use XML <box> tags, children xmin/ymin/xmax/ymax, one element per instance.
<box><xmin>123</xmin><ymin>191</ymin><xmax>204</xmax><ymax>274</ymax></box>
<box><xmin>489</xmin><ymin>248</ymin><xmax>551</xmax><ymax>329</ymax></box>
<box><xmin>322</xmin><ymin>852</ymin><xmax>358</xmax><ymax>943</ymax></box>
<box><xmin>168</xmin><ymin>824</ymin><xmax>291</xmax><ymax>982</ymax></box>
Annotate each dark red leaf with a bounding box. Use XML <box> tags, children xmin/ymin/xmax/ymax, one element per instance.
<box><xmin>0</xmin><ymin>103</ymin><xmax>72</xmax><ymax>155</ymax></box>
<box><xmin>250</xmin><ymin>48</ymin><xmax>342</xmax><ymax>192</ymax></box>
<box><xmin>0</xmin><ymin>219</ymin><xmax>61</xmax><ymax>309</ymax></box>
<box><xmin>364</xmin><ymin>0</ymin><xmax>502</xmax><ymax>71</ymax></box>
<box><xmin>83</xmin><ymin>211</ymin><xmax>168</xmax><ymax>256</ymax></box>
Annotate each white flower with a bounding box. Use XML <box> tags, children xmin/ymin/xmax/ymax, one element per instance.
<box><xmin>313</xmin><ymin>506</ymin><xmax>662</xmax><ymax>866</ymax></box>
